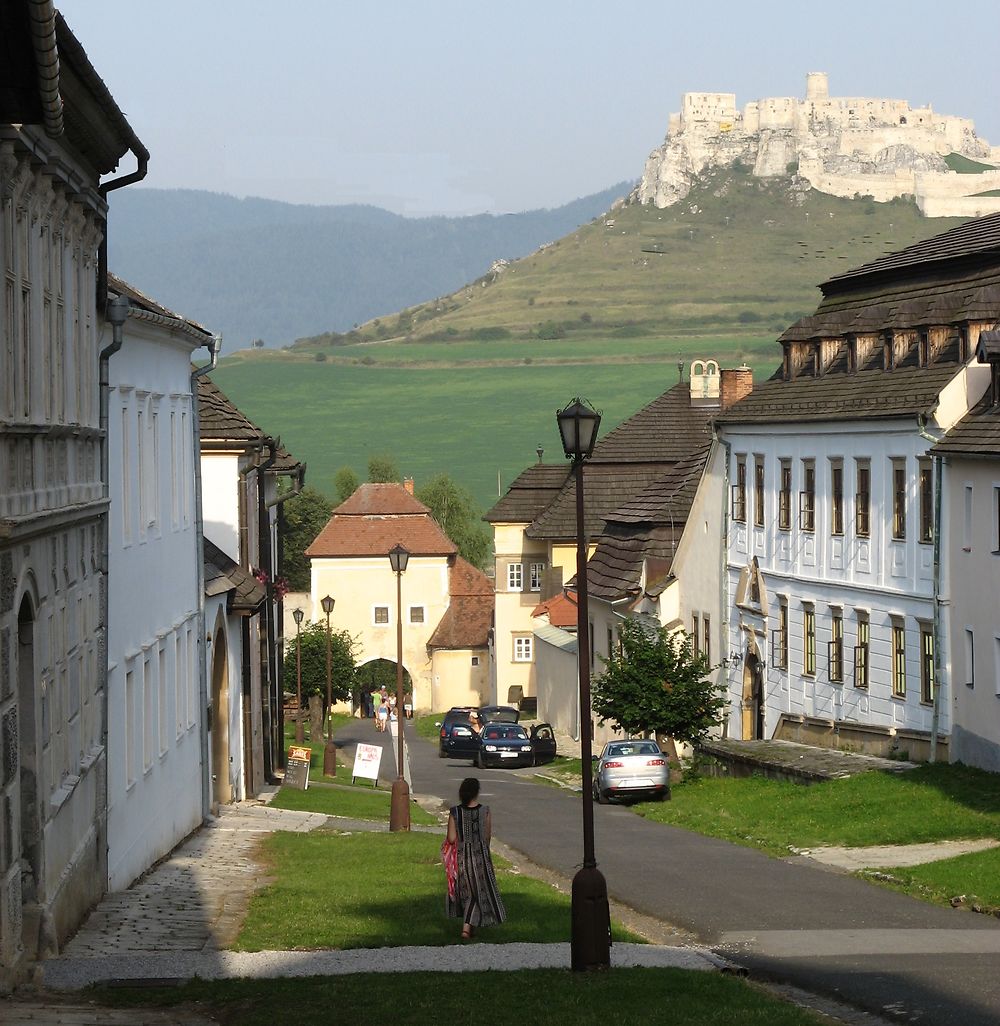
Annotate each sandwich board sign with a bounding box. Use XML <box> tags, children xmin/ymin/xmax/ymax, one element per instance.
<box><xmin>352</xmin><ymin>742</ymin><xmax>383</xmax><ymax>787</ymax></box>
<box><xmin>285</xmin><ymin>745</ymin><xmax>311</xmax><ymax>790</ymax></box>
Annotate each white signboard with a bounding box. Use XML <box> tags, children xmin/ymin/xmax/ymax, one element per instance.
<box><xmin>352</xmin><ymin>742</ymin><xmax>383</xmax><ymax>786</ymax></box>
<box><xmin>388</xmin><ymin>722</ymin><xmax>412</xmax><ymax>787</ymax></box>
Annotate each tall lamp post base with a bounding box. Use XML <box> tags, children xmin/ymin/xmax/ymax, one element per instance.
<box><xmin>571</xmin><ymin>865</ymin><xmax>611</xmax><ymax>972</ymax></box>
<box><xmin>323</xmin><ymin>737</ymin><xmax>337</xmax><ymax>776</ymax></box>
<box><xmin>389</xmin><ymin>776</ymin><xmax>410</xmax><ymax>832</ymax></box>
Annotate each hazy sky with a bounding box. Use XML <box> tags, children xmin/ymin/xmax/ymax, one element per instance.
<box><xmin>57</xmin><ymin>0</ymin><xmax>1000</xmax><ymax>217</ymax></box>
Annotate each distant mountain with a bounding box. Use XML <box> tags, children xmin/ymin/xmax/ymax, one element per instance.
<box><xmin>104</xmin><ymin>184</ymin><xmax>632</xmax><ymax>347</ymax></box>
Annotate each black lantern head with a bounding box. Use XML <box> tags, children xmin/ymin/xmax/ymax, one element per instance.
<box><xmin>388</xmin><ymin>543</ymin><xmax>410</xmax><ymax>574</ymax></box>
<box><xmin>292</xmin><ymin>607</ymin><xmax>304</xmax><ymax>626</ymax></box>
<box><xmin>321</xmin><ymin>594</ymin><xmax>335</xmax><ymax>615</ymax></box>
<box><xmin>556</xmin><ymin>398</ymin><xmax>602</xmax><ymax>461</ymax></box>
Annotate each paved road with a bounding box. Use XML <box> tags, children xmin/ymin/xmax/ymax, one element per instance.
<box><xmin>341</xmin><ymin>717</ymin><xmax>1000</xmax><ymax>1026</ymax></box>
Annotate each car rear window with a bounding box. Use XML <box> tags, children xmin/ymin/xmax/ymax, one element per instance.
<box><xmin>485</xmin><ymin>726</ymin><xmax>527</xmax><ymax>740</ymax></box>
<box><xmin>607</xmin><ymin>742</ymin><xmax>660</xmax><ymax>757</ymax></box>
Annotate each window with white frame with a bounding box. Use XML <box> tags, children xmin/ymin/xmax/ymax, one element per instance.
<box><xmin>374</xmin><ymin>606</ymin><xmax>390</xmax><ymax>625</ymax></box>
<box><xmin>799</xmin><ymin>460</ymin><xmax>815</xmax><ymax>532</ymax></box>
<box><xmin>513</xmin><ymin>635</ymin><xmax>533</xmax><ymax>662</ymax></box>
<box><xmin>828</xmin><ymin>609</ymin><xmax>844</xmax><ymax>683</ymax></box>
<box><xmin>778</xmin><ymin>460</ymin><xmax>792</xmax><ymax>530</ymax></box>
<box><xmin>732</xmin><ymin>457</ymin><xmax>747</xmax><ymax>522</ymax></box>
<box><xmin>507</xmin><ymin>562</ymin><xmax>523</xmax><ymax>592</ymax></box>
<box><xmin>891</xmin><ymin>617</ymin><xmax>906</xmax><ymax>697</ymax></box>
<box><xmin>831</xmin><ymin>460</ymin><xmax>844</xmax><ymax>536</ymax></box>
<box><xmin>803</xmin><ymin>605</ymin><xmax>816</xmax><ymax>676</ymax></box>
<box><xmin>753</xmin><ymin>457</ymin><xmax>765</xmax><ymax>528</ymax></box>
<box><xmin>529</xmin><ymin>562</ymin><xmax>545</xmax><ymax>592</ymax></box>
<box><xmin>855</xmin><ymin>460</ymin><xmax>871</xmax><ymax>537</ymax></box>
<box><xmin>854</xmin><ymin>613</ymin><xmax>869</xmax><ymax>689</ymax></box>
<box><xmin>918</xmin><ymin>459</ymin><xmax>933</xmax><ymax>544</ymax></box>
<box><xmin>891</xmin><ymin>459</ymin><xmax>907</xmax><ymax>540</ymax></box>
<box><xmin>920</xmin><ymin>624</ymin><xmax>935</xmax><ymax>705</ymax></box>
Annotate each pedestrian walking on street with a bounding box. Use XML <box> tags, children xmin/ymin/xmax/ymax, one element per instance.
<box><xmin>444</xmin><ymin>777</ymin><xmax>506</xmax><ymax>939</ymax></box>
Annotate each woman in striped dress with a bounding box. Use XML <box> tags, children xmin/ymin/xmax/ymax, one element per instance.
<box><xmin>445</xmin><ymin>777</ymin><xmax>506</xmax><ymax>939</ymax></box>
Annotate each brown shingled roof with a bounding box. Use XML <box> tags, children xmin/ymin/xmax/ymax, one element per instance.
<box><xmin>203</xmin><ymin>537</ymin><xmax>266</xmax><ymax>613</ymax></box>
<box><xmin>427</xmin><ymin>557</ymin><xmax>494</xmax><ymax>649</ymax></box>
<box><xmin>532</xmin><ymin>590</ymin><xmax>578</xmax><ymax>628</ymax></box>
<box><xmin>823</xmin><ymin>211</ymin><xmax>1000</xmax><ymax>292</ymax></box>
<box><xmin>932</xmin><ymin>395</ymin><xmax>1000</xmax><ymax>458</ymax></box>
<box><xmin>198</xmin><ymin>376</ymin><xmax>265</xmax><ymax>444</ymax></box>
<box><xmin>484</xmin><ymin>464</ymin><xmax>570</xmax><ymax>524</ymax></box>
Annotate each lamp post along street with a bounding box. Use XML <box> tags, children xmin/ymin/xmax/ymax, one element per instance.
<box><xmin>292</xmin><ymin>607</ymin><xmax>305</xmax><ymax>744</ymax></box>
<box><xmin>321</xmin><ymin>594</ymin><xmax>336</xmax><ymax>776</ymax></box>
<box><xmin>388</xmin><ymin>543</ymin><xmax>410</xmax><ymax>831</ymax></box>
<box><xmin>557</xmin><ymin>398</ymin><xmax>611</xmax><ymax>972</ymax></box>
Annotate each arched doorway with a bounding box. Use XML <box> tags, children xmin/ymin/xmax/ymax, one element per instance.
<box><xmin>210</xmin><ymin>627</ymin><xmax>232</xmax><ymax>806</ymax></box>
<box><xmin>357</xmin><ymin>658</ymin><xmax>412</xmax><ymax>718</ymax></box>
<box><xmin>17</xmin><ymin>595</ymin><xmax>40</xmax><ymax>950</ymax></box>
<box><xmin>741</xmin><ymin>652</ymin><xmax>765</xmax><ymax>740</ymax></box>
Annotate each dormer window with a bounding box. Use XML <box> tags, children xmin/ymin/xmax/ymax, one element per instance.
<box><xmin>918</xmin><ymin>329</ymin><xmax>930</xmax><ymax>368</ymax></box>
<box><xmin>846</xmin><ymin>335</ymin><xmax>857</xmax><ymax>374</ymax></box>
<box><xmin>883</xmin><ymin>331</ymin><xmax>895</xmax><ymax>371</ymax></box>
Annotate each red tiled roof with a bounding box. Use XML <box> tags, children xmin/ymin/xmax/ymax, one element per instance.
<box><xmin>334</xmin><ymin>483</ymin><xmax>430</xmax><ymax>516</ymax></box>
<box><xmin>304</xmin><ymin>516</ymin><xmax>456</xmax><ymax>559</ymax></box>
<box><xmin>427</xmin><ymin>558</ymin><xmax>494</xmax><ymax>649</ymax></box>
<box><xmin>532</xmin><ymin>590</ymin><xmax>578</xmax><ymax>628</ymax></box>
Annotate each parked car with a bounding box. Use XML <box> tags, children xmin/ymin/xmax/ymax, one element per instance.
<box><xmin>437</xmin><ymin>707</ymin><xmax>478</xmax><ymax>759</ymax></box>
<box><xmin>528</xmin><ymin>722</ymin><xmax>558</xmax><ymax>765</ymax></box>
<box><xmin>593</xmin><ymin>739</ymin><xmax>670</xmax><ymax>804</ymax></box>
<box><xmin>476</xmin><ymin>723</ymin><xmax>534</xmax><ymax>768</ymax></box>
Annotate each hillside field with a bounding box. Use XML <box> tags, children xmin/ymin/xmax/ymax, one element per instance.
<box><xmin>212</xmin><ymin>336</ymin><xmax>777</xmax><ymax>512</ymax></box>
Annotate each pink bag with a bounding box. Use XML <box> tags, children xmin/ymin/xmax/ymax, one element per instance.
<box><xmin>441</xmin><ymin>839</ymin><xmax>458</xmax><ymax>899</ymax></box>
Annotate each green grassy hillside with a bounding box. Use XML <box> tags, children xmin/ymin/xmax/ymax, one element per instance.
<box><xmin>293</xmin><ymin>169</ymin><xmax>965</xmax><ymax>349</ymax></box>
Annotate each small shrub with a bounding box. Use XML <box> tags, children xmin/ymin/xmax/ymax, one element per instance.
<box><xmin>537</xmin><ymin>320</ymin><xmax>566</xmax><ymax>340</ymax></box>
<box><xmin>785</xmin><ymin>160</ymin><xmax>799</xmax><ymax>174</ymax></box>
<box><xmin>473</xmin><ymin>326</ymin><xmax>511</xmax><ymax>341</ymax></box>
<box><xmin>360</xmin><ymin>355</ymin><xmax>376</xmax><ymax>365</ymax></box>
<box><xmin>580</xmin><ymin>312</ymin><xmax>592</xmax><ymax>324</ymax></box>
<box><xmin>737</xmin><ymin>310</ymin><xmax>762</xmax><ymax>324</ymax></box>
<box><xmin>314</xmin><ymin>352</ymin><xmax>327</xmax><ymax>362</ymax></box>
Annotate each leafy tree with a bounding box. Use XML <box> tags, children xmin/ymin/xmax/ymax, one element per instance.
<box><xmin>280</xmin><ymin>487</ymin><xmax>332</xmax><ymax>590</ymax></box>
<box><xmin>591</xmin><ymin>618</ymin><xmax>727</xmax><ymax>747</ymax></box>
<box><xmin>367</xmin><ymin>454</ymin><xmax>399</xmax><ymax>483</ymax></box>
<box><xmin>283</xmin><ymin>620</ymin><xmax>357</xmax><ymax>714</ymax></box>
<box><xmin>416</xmin><ymin>473</ymin><xmax>493</xmax><ymax>571</ymax></box>
<box><xmin>333</xmin><ymin>466</ymin><xmax>360</xmax><ymax>504</ymax></box>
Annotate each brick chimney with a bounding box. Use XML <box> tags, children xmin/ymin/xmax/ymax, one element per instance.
<box><xmin>720</xmin><ymin>366</ymin><xmax>753</xmax><ymax>411</ymax></box>
<box><xmin>403</xmin><ymin>476</ymin><xmax>414</xmax><ymax>495</ymax></box>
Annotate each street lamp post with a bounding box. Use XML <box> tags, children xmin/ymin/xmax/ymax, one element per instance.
<box><xmin>321</xmin><ymin>594</ymin><xmax>336</xmax><ymax>776</ymax></box>
<box><xmin>388</xmin><ymin>543</ymin><xmax>411</xmax><ymax>832</ymax></box>
<box><xmin>292</xmin><ymin>607</ymin><xmax>305</xmax><ymax>744</ymax></box>
<box><xmin>557</xmin><ymin>397</ymin><xmax>611</xmax><ymax>972</ymax></box>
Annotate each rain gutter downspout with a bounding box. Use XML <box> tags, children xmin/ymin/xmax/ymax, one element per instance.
<box><xmin>254</xmin><ymin>440</ymin><xmax>282</xmax><ymax>784</ymax></box>
<box><xmin>97</xmin><ymin>294</ymin><xmax>129</xmax><ymax>880</ymax></box>
<box><xmin>918</xmin><ymin>415</ymin><xmax>946</xmax><ymax>763</ymax></box>
<box><xmin>191</xmin><ymin>338</ymin><xmax>222</xmax><ymax>816</ymax></box>
<box><xmin>713</xmin><ymin>425</ymin><xmax>732</xmax><ymax>739</ymax></box>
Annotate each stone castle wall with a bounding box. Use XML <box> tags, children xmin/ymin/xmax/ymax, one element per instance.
<box><xmin>634</xmin><ymin>72</ymin><xmax>998</xmax><ymax>215</ymax></box>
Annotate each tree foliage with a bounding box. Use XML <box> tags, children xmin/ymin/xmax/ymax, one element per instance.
<box><xmin>280</xmin><ymin>487</ymin><xmax>332</xmax><ymax>591</ymax></box>
<box><xmin>333</xmin><ymin>466</ymin><xmax>360</xmax><ymax>504</ymax></box>
<box><xmin>367</xmin><ymin>454</ymin><xmax>400</xmax><ymax>483</ymax></box>
<box><xmin>283</xmin><ymin>620</ymin><xmax>357</xmax><ymax>710</ymax></box>
<box><xmin>591</xmin><ymin>618</ymin><xmax>727</xmax><ymax>746</ymax></box>
<box><xmin>416</xmin><ymin>472</ymin><xmax>492</xmax><ymax>571</ymax></box>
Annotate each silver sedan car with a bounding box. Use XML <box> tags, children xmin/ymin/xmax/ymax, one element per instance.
<box><xmin>592</xmin><ymin>739</ymin><xmax>670</xmax><ymax>804</ymax></box>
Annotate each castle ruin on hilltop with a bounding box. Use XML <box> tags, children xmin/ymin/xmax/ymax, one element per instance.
<box><xmin>634</xmin><ymin>72</ymin><xmax>1000</xmax><ymax>217</ymax></box>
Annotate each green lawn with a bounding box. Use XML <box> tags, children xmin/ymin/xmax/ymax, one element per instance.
<box><xmin>235</xmin><ymin>830</ymin><xmax>641</xmax><ymax>950</ymax></box>
<box><xmin>269</xmin><ymin>781</ymin><xmax>438</xmax><ymax>825</ymax></box>
<box><xmin>89</xmin><ymin>969</ymin><xmax>833</xmax><ymax>1026</ymax></box>
<box><xmin>864</xmin><ymin>846</ymin><xmax>1000</xmax><ymax>912</ymax></box>
<box><xmin>635</xmin><ymin>763</ymin><xmax>1000</xmax><ymax>856</ymax></box>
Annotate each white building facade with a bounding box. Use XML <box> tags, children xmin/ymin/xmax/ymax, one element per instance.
<box><xmin>1</xmin><ymin>3</ymin><xmax>148</xmax><ymax>980</ymax></box>
<box><xmin>718</xmin><ymin>217</ymin><xmax>997</xmax><ymax>758</ymax></box>
<box><xmin>104</xmin><ymin>278</ymin><xmax>214</xmax><ymax>891</ymax></box>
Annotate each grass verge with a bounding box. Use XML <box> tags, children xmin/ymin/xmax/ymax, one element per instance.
<box><xmin>268</xmin><ymin>782</ymin><xmax>438</xmax><ymax>825</ymax></box>
<box><xmin>234</xmin><ymin>830</ymin><xmax>642</xmax><ymax>950</ymax></box>
<box><xmin>88</xmin><ymin>968</ymin><xmax>833</xmax><ymax>1025</ymax></box>
<box><xmin>633</xmin><ymin>763</ymin><xmax>1000</xmax><ymax>856</ymax></box>
<box><xmin>862</xmin><ymin>846</ymin><xmax>1000</xmax><ymax>912</ymax></box>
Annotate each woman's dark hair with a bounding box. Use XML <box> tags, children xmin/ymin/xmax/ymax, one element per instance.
<box><xmin>459</xmin><ymin>777</ymin><xmax>480</xmax><ymax>806</ymax></box>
